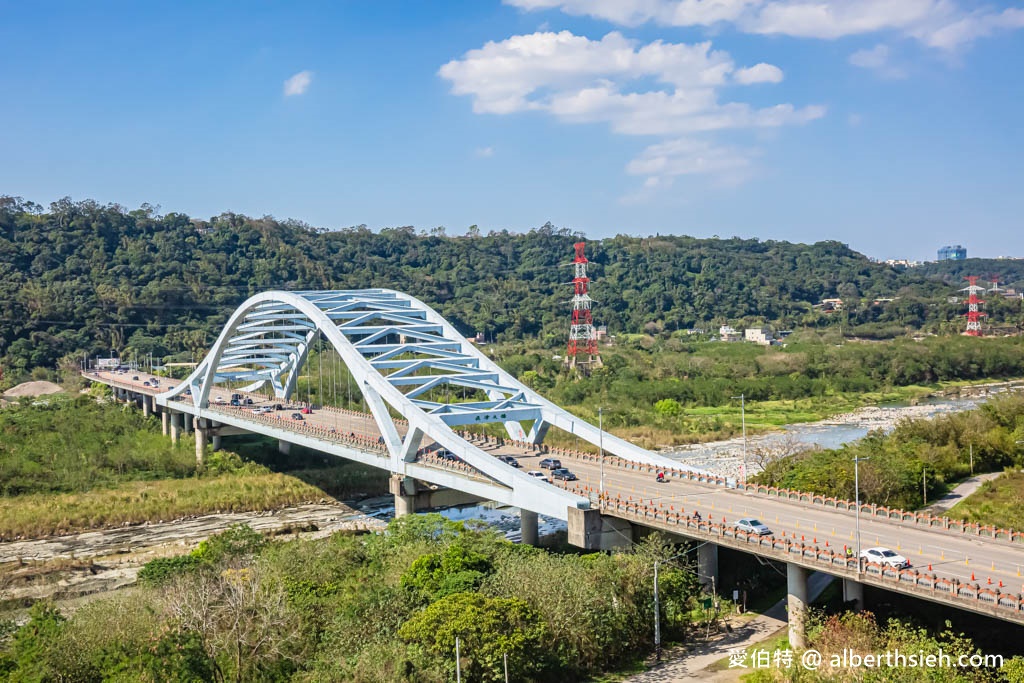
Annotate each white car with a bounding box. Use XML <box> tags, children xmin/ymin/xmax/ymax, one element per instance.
<box><xmin>734</xmin><ymin>518</ymin><xmax>773</xmax><ymax>535</ymax></box>
<box><xmin>860</xmin><ymin>546</ymin><xmax>910</xmax><ymax>569</ymax></box>
<box><xmin>527</xmin><ymin>470</ymin><xmax>550</xmax><ymax>483</ymax></box>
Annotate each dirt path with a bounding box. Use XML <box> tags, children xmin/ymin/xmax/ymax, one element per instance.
<box><xmin>0</xmin><ymin>503</ymin><xmax>386</xmax><ymax>605</ymax></box>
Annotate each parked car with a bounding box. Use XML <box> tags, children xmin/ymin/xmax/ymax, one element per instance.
<box><xmin>539</xmin><ymin>458</ymin><xmax>562</xmax><ymax>470</ymax></box>
<box><xmin>734</xmin><ymin>518</ymin><xmax>773</xmax><ymax>535</ymax></box>
<box><xmin>527</xmin><ymin>470</ymin><xmax>550</xmax><ymax>482</ymax></box>
<box><xmin>550</xmin><ymin>468</ymin><xmax>577</xmax><ymax>481</ymax></box>
<box><xmin>291</xmin><ymin>412</ymin><xmax>304</xmax><ymax>421</ymax></box>
<box><xmin>497</xmin><ymin>455</ymin><xmax>520</xmax><ymax>467</ymax></box>
<box><xmin>300</xmin><ymin>407</ymin><xmax>313</xmax><ymax>414</ymax></box>
<box><xmin>860</xmin><ymin>547</ymin><xmax>910</xmax><ymax>569</ymax></box>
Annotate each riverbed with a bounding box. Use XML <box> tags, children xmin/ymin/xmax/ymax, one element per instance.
<box><xmin>660</xmin><ymin>382</ymin><xmax>1024</xmax><ymax>480</ymax></box>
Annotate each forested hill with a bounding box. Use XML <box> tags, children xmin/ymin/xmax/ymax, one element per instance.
<box><xmin>0</xmin><ymin>196</ymin><xmax>1017</xmax><ymax>371</ymax></box>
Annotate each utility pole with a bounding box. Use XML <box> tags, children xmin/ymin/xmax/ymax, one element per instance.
<box><xmin>923</xmin><ymin>466</ymin><xmax>927</xmax><ymax>506</ymax></box>
<box><xmin>455</xmin><ymin>636</ymin><xmax>462</xmax><ymax>683</ymax></box>
<box><xmin>970</xmin><ymin>443</ymin><xmax>974</xmax><ymax>475</ymax></box>
<box><xmin>654</xmin><ymin>559</ymin><xmax>661</xmax><ymax>661</ymax></box>
<box><xmin>732</xmin><ymin>394</ymin><xmax>747</xmax><ymax>485</ymax></box>
<box><xmin>854</xmin><ymin>456</ymin><xmax>870</xmax><ymax>574</ymax></box>
<box><xmin>599</xmin><ymin>407</ymin><xmax>605</xmax><ymax>499</ymax></box>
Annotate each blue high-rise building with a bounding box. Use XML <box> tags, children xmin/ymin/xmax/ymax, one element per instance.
<box><xmin>938</xmin><ymin>245</ymin><xmax>967</xmax><ymax>261</ymax></box>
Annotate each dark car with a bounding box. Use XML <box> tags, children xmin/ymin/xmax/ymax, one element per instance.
<box><xmin>230</xmin><ymin>398</ymin><xmax>241</xmax><ymax>406</ymax></box>
<box><xmin>143</xmin><ymin>381</ymin><xmax>151</xmax><ymax>387</ymax></box>
<box><xmin>498</xmin><ymin>455</ymin><xmax>521</xmax><ymax>468</ymax></box>
<box><xmin>132</xmin><ymin>376</ymin><xmax>139</xmax><ymax>381</ymax></box>
<box><xmin>291</xmin><ymin>412</ymin><xmax>304</xmax><ymax>421</ymax></box>
<box><xmin>244</xmin><ymin>397</ymin><xmax>253</xmax><ymax>405</ymax></box>
<box><xmin>539</xmin><ymin>458</ymin><xmax>562</xmax><ymax>470</ymax></box>
<box><xmin>231</xmin><ymin>393</ymin><xmax>242</xmax><ymax>400</ymax></box>
<box><xmin>550</xmin><ymin>468</ymin><xmax>577</xmax><ymax>481</ymax></box>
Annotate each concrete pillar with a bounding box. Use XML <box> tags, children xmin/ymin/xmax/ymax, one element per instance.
<box><xmin>142</xmin><ymin>395</ymin><xmax>151</xmax><ymax>417</ymax></box>
<box><xmin>395</xmin><ymin>493</ymin><xmax>416</xmax><ymax>517</ymax></box>
<box><xmin>390</xmin><ymin>475</ymin><xmax>417</xmax><ymax>518</ymax></box>
<box><xmin>520</xmin><ymin>510</ymin><xmax>539</xmax><ymax>546</ymax></box>
<box><xmin>278</xmin><ymin>440</ymin><xmax>290</xmax><ymax>455</ymax></box>
<box><xmin>212</xmin><ymin>434</ymin><xmax>222</xmax><ymax>451</ymax></box>
<box><xmin>698</xmin><ymin>543</ymin><xmax>719</xmax><ymax>587</ymax></box>
<box><xmin>195</xmin><ymin>427</ymin><xmax>207</xmax><ymax>466</ymax></box>
<box><xmin>842</xmin><ymin>579</ymin><xmax>864</xmax><ymax>612</ymax></box>
<box><xmin>183</xmin><ymin>415</ymin><xmax>191</xmax><ymax>434</ymax></box>
<box><xmin>161</xmin><ymin>409</ymin><xmax>169</xmax><ymax>436</ymax></box>
<box><xmin>787</xmin><ymin>563</ymin><xmax>809</xmax><ymax>649</ymax></box>
<box><xmin>170</xmin><ymin>412</ymin><xmax>181</xmax><ymax>444</ymax></box>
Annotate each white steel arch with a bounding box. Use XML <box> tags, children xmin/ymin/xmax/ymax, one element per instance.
<box><xmin>159</xmin><ymin>289</ymin><xmax>696</xmax><ymax>517</ymax></box>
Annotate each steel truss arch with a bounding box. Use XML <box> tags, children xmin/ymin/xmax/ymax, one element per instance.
<box><xmin>159</xmin><ymin>289</ymin><xmax>696</xmax><ymax>518</ymax></box>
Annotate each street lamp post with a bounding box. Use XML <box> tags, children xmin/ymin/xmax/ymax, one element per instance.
<box><xmin>732</xmin><ymin>394</ymin><xmax>747</xmax><ymax>485</ymax></box>
<box><xmin>853</xmin><ymin>456</ymin><xmax>870</xmax><ymax>574</ymax></box>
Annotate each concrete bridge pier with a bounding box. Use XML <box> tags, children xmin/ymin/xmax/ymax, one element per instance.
<box><xmin>698</xmin><ymin>543</ymin><xmax>719</xmax><ymax>587</ymax></box>
<box><xmin>183</xmin><ymin>414</ymin><xmax>192</xmax><ymax>434</ymax></box>
<box><xmin>520</xmin><ymin>510</ymin><xmax>539</xmax><ymax>546</ymax></box>
<box><xmin>170</xmin><ymin>412</ymin><xmax>181</xmax><ymax>444</ymax></box>
<box><xmin>843</xmin><ymin>579</ymin><xmax>864</xmax><ymax>612</ymax></box>
<box><xmin>142</xmin><ymin>395</ymin><xmax>151</xmax><ymax>417</ymax></box>
<box><xmin>278</xmin><ymin>440</ymin><xmax>290</xmax><ymax>455</ymax></box>
<box><xmin>195</xmin><ymin>425</ymin><xmax>207</xmax><ymax>466</ymax></box>
<box><xmin>787</xmin><ymin>563</ymin><xmax>809</xmax><ymax>649</ymax></box>
<box><xmin>390</xmin><ymin>475</ymin><xmax>417</xmax><ymax>517</ymax></box>
<box><xmin>161</xmin><ymin>409</ymin><xmax>169</xmax><ymax>436</ymax></box>
<box><xmin>212</xmin><ymin>434</ymin><xmax>222</xmax><ymax>451</ymax></box>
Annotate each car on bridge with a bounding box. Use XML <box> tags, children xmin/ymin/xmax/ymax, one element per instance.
<box><xmin>497</xmin><ymin>455</ymin><xmax>520</xmax><ymax>467</ymax></box>
<box><xmin>291</xmin><ymin>412</ymin><xmax>304</xmax><ymax>421</ymax></box>
<box><xmin>300</xmin><ymin>407</ymin><xmax>313</xmax><ymax>414</ymax></box>
<box><xmin>527</xmin><ymin>470</ymin><xmax>550</xmax><ymax>483</ymax></box>
<box><xmin>860</xmin><ymin>546</ymin><xmax>910</xmax><ymax>569</ymax></box>
<box><xmin>539</xmin><ymin>458</ymin><xmax>562</xmax><ymax>470</ymax></box>
<box><xmin>550</xmin><ymin>468</ymin><xmax>577</xmax><ymax>481</ymax></box>
<box><xmin>734</xmin><ymin>518</ymin><xmax>773</xmax><ymax>535</ymax></box>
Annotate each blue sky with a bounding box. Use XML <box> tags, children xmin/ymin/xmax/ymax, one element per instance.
<box><xmin>1</xmin><ymin>1</ymin><xmax>1022</xmax><ymax>261</ymax></box>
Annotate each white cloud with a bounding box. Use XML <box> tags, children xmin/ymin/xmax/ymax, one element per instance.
<box><xmin>440</xmin><ymin>30</ymin><xmax>821</xmax><ymax>190</ymax></box>
<box><xmin>848</xmin><ymin>44</ymin><xmax>907</xmax><ymax>78</ymax></box>
<box><xmin>474</xmin><ymin>146</ymin><xmax>496</xmax><ymax>158</ymax></box>
<box><xmin>847</xmin><ymin>113</ymin><xmax>863</xmax><ymax>127</ymax></box>
<box><xmin>504</xmin><ymin>0</ymin><xmax>1024</xmax><ymax>50</ymax></box>
<box><xmin>283</xmin><ymin>70</ymin><xmax>313</xmax><ymax>97</ymax></box>
<box><xmin>734</xmin><ymin>62</ymin><xmax>784</xmax><ymax>83</ymax></box>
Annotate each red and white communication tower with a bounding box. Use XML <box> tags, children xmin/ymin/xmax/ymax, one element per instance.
<box><xmin>567</xmin><ymin>241</ymin><xmax>602</xmax><ymax>368</ymax></box>
<box><xmin>963</xmin><ymin>276</ymin><xmax>986</xmax><ymax>337</ymax></box>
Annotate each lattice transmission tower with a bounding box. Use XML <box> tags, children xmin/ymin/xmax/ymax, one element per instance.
<box><xmin>963</xmin><ymin>276</ymin><xmax>986</xmax><ymax>337</ymax></box>
<box><xmin>566</xmin><ymin>241</ymin><xmax>602</xmax><ymax>370</ymax></box>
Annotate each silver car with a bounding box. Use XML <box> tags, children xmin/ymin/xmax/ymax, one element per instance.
<box><xmin>735</xmin><ymin>518</ymin><xmax>773</xmax><ymax>535</ymax></box>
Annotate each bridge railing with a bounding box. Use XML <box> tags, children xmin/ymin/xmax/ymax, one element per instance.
<box><xmin>578</xmin><ymin>488</ymin><xmax>1024</xmax><ymax>623</ymax></box>
<box><xmin>556</xmin><ymin>451</ymin><xmax>1024</xmax><ymax>548</ymax></box>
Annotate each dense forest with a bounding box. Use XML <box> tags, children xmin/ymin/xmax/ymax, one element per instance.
<box><xmin>2</xmin><ymin>196</ymin><xmax>1022</xmax><ymax>374</ymax></box>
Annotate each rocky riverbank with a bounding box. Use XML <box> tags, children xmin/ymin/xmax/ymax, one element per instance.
<box><xmin>0</xmin><ymin>503</ymin><xmax>385</xmax><ymax>608</ymax></box>
<box><xmin>661</xmin><ymin>381</ymin><xmax>1024</xmax><ymax>480</ymax></box>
